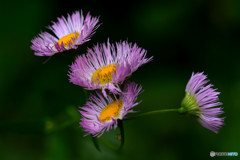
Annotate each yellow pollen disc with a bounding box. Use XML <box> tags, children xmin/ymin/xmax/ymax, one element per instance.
<box><xmin>92</xmin><ymin>64</ymin><xmax>117</xmax><ymax>85</ymax></box>
<box><xmin>55</xmin><ymin>31</ymin><xmax>80</xmax><ymax>48</ymax></box>
<box><xmin>99</xmin><ymin>100</ymin><xmax>123</xmax><ymax>123</ymax></box>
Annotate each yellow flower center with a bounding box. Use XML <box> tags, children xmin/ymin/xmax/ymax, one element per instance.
<box><xmin>99</xmin><ymin>100</ymin><xmax>123</xmax><ymax>123</ymax></box>
<box><xmin>92</xmin><ymin>64</ymin><xmax>117</xmax><ymax>85</ymax></box>
<box><xmin>55</xmin><ymin>31</ymin><xmax>80</xmax><ymax>48</ymax></box>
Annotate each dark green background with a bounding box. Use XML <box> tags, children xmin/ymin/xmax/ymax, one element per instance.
<box><xmin>0</xmin><ymin>0</ymin><xmax>239</xmax><ymax>159</ymax></box>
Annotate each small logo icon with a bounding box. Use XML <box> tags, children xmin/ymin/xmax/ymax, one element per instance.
<box><xmin>210</xmin><ymin>151</ymin><xmax>238</xmax><ymax>157</ymax></box>
<box><xmin>210</xmin><ymin>151</ymin><xmax>215</xmax><ymax>157</ymax></box>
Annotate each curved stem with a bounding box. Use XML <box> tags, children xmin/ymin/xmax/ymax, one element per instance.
<box><xmin>125</xmin><ymin>108</ymin><xmax>180</xmax><ymax>120</ymax></box>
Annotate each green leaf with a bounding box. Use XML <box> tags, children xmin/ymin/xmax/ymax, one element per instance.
<box><xmin>91</xmin><ymin>136</ymin><xmax>101</xmax><ymax>152</ymax></box>
<box><xmin>118</xmin><ymin>120</ymin><xmax>125</xmax><ymax>151</ymax></box>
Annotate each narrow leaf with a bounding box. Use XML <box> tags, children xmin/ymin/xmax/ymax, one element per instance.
<box><xmin>91</xmin><ymin>136</ymin><xmax>101</xmax><ymax>152</ymax></box>
<box><xmin>118</xmin><ymin>120</ymin><xmax>125</xmax><ymax>151</ymax></box>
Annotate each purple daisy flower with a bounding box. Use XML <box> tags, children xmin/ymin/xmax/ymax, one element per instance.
<box><xmin>180</xmin><ymin>72</ymin><xmax>225</xmax><ymax>133</ymax></box>
<box><xmin>31</xmin><ymin>11</ymin><xmax>100</xmax><ymax>56</ymax></box>
<box><xmin>79</xmin><ymin>82</ymin><xmax>142</xmax><ymax>137</ymax></box>
<box><xmin>69</xmin><ymin>40</ymin><xmax>152</xmax><ymax>97</ymax></box>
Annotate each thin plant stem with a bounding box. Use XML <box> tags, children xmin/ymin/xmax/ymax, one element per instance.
<box><xmin>125</xmin><ymin>108</ymin><xmax>180</xmax><ymax>120</ymax></box>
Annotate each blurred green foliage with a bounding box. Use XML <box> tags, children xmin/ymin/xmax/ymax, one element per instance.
<box><xmin>0</xmin><ymin>0</ymin><xmax>240</xmax><ymax>159</ymax></box>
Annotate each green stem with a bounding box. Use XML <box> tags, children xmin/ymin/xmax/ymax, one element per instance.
<box><xmin>125</xmin><ymin>108</ymin><xmax>180</xmax><ymax>120</ymax></box>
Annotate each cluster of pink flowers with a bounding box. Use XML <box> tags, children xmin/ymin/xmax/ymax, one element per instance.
<box><xmin>31</xmin><ymin>10</ymin><xmax>224</xmax><ymax>137</ymax></box>
<box><xmin>31</xmin><ymin>10</ymin><xmax>152</xmax><ymax>137</ymax></box>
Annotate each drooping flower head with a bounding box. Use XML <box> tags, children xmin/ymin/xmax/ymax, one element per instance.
<box><xmin>31</xmin><ymin>11</ymin><xmax>100</xmax><ymax>56</ymax></box>
<box><xmin>69</xmin><ymin>40</ymin><xmax>152</xmax><ymax>96</ymax></box>
<box><xmin>180</xmin><ymin>72</ymin><xmax>224</xmax><ymax>133</ymax></box>
<box><xmin>79</xmin><ymin>82</ymin><xmax>142</xmax><ymax>137</ymax></box>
